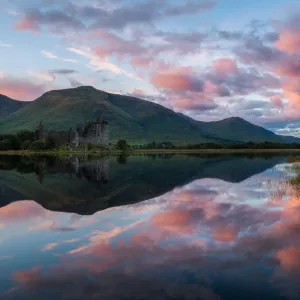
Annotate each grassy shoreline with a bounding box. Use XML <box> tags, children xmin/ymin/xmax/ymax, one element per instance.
<box><xmin>2</xmin><ymin>148</ymin><xmax>300</xmax><ymax>156</ymax></box>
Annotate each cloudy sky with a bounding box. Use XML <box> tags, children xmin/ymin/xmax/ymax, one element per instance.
<box><xmin>1</xmin><ymin>0</ymin><xmax>300</xmax><ymax>136</ymax></box>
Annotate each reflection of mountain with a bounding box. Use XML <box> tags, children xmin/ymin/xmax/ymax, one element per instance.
<box><xmin>0</xmin><ymin>154</ymin><xmax>287</xmax><ymax>215</ymax></box>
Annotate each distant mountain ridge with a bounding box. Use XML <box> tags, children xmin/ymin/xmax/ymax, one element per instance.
<box><xmin>0</xmin><ymin>86</ymin><xmax>298</xmax><ymax>144</ymax></box>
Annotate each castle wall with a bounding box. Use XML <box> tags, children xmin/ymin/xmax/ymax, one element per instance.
<box><xmin>48</xmin><ymin>132</ymin><xmax>70</xmax><ymax>146</ymax></box>
<box><xmin>35</xmin><ymin>117</ymin><xmax>108</xmax><ymax>148</ymax></box>
<box><xmin>101</xmin><ymin>122</ymin><xmax>108</xmax><ymax>145</ymax></box>
<box><xmin>78</xmin><ymin>120</ymin><xmax>108</xmax><ymax>146</ymax></box>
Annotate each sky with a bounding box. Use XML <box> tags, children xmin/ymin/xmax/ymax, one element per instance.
<box><xmin>1</xmin><ymin>0</ymin><xmax>300</xmax><ymax>136</ymax></box>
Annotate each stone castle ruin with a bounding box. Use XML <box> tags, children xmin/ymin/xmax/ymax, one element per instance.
<box><xmin>35</xmin><ymin>116</ymin><xmax>108</xmax><ymax>148</ymax></box>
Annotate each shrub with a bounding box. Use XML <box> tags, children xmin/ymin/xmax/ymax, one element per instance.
<box><xmin>117</xmin><ymin>154</ymin><xmax>128</xmax><ymax>164</ymax></box>
<box><xmin>45</xmin><ymin>137</ymin><xmax>56</xmax><ymax>149</ymax></box>
<box><xmin>288</xmin><ymin>156</ymin><xmax>300</xmax><ymax>163</ymax></box>
<box><xmin>0</xmin><ymin>134</ymin><xmax>21</xmax><ymax>150</ymax></box>
<box><xmin>0</xmin><ymin>139</ymin><xmax>12</xmax><ymax>150</ymax></box>
<box><xmin>17</xmin><ymin>130</ymin><xmax>34</xmax><ymax>142</ymax></box>
<box><xmin>116</xmin><ymin>139</ymin><xmax>129</xmax><ymax>151</ymax></box>
<box><xmin>21</xmin><ymin>140</ymin><xmax>32</xmax><ymax>150</ymax></box>
<box><xmin>30</xmin><ymin>140</ymin><xmax>45</xmax><ymax>151</ymax></box>
<box><xmin>87</xmin><ymin>143</ymin><xmax>94</xmax><ymax>151</ymax></box>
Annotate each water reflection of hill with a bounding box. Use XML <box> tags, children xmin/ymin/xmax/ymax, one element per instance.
<box><xmin>0</xmin><ymin>154</ymin><xmax>288</xmax><ymax>215</ymax></box>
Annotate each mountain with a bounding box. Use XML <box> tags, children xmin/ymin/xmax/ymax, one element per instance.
<box><xmin>0</xmin><ymin>86</ymin><xmax>229</xmax><ymax>144</ymax></box>
<box><xmin>200</xmin><ymin>117</ymin><xmax>300</xmax><ymax>143</ymax></box>
<box><xmin>0</xmin><ymin>86</ymin><xmax>298</xmax><ymax>144</ymax></box>
<box><xmin>0</xmin><ymin>94</ymin><xmax>28</xmax><ymax>118</ymax></box>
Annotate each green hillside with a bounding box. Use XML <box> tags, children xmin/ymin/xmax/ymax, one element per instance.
<box><xmin>0</xmin><ymin>86</ymin><xmax>299</xmax><ymax>144</ymax></box>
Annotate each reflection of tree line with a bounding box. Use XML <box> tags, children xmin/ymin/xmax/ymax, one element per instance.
<box><xmin>0</xmin><ymin>153</ymin><xmax>182</xmax><ymax>181</ymax></box>
<box><xmin>0</xmin><ymin>155</ymin><xmax>109</xmax><ymax>184</ymax></box>
<box><xmin>0</xmin><ymin>153</ymin><xmax>292</xmax><ymax>215</ymax></box>
<box><xmin>116</xmin><ymin>153</ymin><xmax>176</xmax><ymax>164</ymax></box>
<box><xmin>0</xmin><ymin>152</ymin><xmax>294</xmax><ymax>183</ymax></box>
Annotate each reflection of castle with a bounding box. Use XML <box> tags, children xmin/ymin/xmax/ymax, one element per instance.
<box><xmin>35</xmin><ymin>157</ymin><xmax>109</xmax><ymax>184</ymax></box>
<box><xmin>35</xmin><ymin>116</ymin><xmax>108</xmax><ymax>148</ymax></box>
<box><xmin>72</xmin><ymin>158</ymin><xmax>109</xmax><ymax>183</ymax></box>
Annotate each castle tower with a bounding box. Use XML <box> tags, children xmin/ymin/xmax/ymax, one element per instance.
<box><xmin>68</xmin><ymin>127</ymin><xmax>73</xmax><ymax>143</ymax></box>
<box><xmin>101</xmin><ymin>159</ymin><xmax>109</xmax><ymax>183</ymax></box>
<box><xmin>35</xmin><ymin>121</ymin><xmax>44</xmax><ymax>141</ymax></box>
<box><xmin>96</xmin><ymin>116</ymin><xmax>102</xmax><ymax>143</ymax></box>
<box><xmin>101</xmin><ymin>120</ymin><xmax>109</xmax><ymax>145</ymax></box>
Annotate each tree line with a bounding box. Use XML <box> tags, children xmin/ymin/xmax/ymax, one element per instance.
<box><xmin>2</xmin><ymin>132</ymin><xmax>300</xmax><ymax>151</ymax></box>
<box><xmin>0</xmin><ymin>130</ymin><xmax>56</xmax><ymax>151</ymax></box>
<box><xmin>0</xmin><ymin>131</ymin><xmax>130</xmax><ymax>151</ymax></box>
<box><xmin>132</xmin><ymin>140</ymin><xmax>300</xmax><ymax>150</ymax></box>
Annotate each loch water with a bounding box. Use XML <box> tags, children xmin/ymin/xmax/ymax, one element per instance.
<box><xmin>0</xmin><ymin>153</ymin><xmax>299</xmax><ymax>300</ymax></box>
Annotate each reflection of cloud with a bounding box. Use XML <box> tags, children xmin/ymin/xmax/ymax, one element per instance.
<box><xmin>12</xmin><ymin>262</ymin><xmax>221</xmax><ymax>300</ymax></box>
<box><xmin>42</xmin><ymin>243</ymin><xmax>58</xmax><ymax>251</ymax></box>
<box><xmin>13</xmin><ymin>267</ymin><xmax>41</xmax><ymax>284</ymax></box>
<box><xmin>42</xmin><ymin>239</ymin><xmax>80</xmax><ymax>251</ymax></box>
<box><xmin>29</xmin><ymin>220</ymin><xmax>55</xmax><ymax>231</ymax></box>
<box><xmin>6</xmin><ymin>168</ymin><xmax>300</xmax><ymax>299</ymax></box>
<box><xmin>0</xmin><ymin>256</ymin><xmax>13</xmax><ymax>260</ymax></box>
<box><xmin>0</xmin><ymin>201</ymin><xmax>48</xmax><ymax>224</ymax></box>
<box><xmin>212</xmin><ymin>224</ymin><xmax>239</xmax><ymax>242</ymax></box>
<box><xmin>277</xmin><ymin>246</ymin><xmax>300</xmax><ymax>271</ymax></box>
<box><xmin>151</xmin><ymin>210</ymin><xmax>195</xmax><ymax>234</ymax></box>
<box><xmin>70</xmin><ymin>220</ymin><xmax>142</xmax><ymax>254</ymax></box>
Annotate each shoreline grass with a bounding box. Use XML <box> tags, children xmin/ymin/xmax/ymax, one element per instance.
<box><xmin>0</xmin><ymin>149</ymin><xmax>123</xmax><ymax>157</ymax></box>
<box><xmin>2</xmin><ymin>148</ymin><xmax>300</xmax><ymax>156</ymax></box>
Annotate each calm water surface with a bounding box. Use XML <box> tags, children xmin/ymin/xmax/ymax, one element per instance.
<box><xmin>0</xmin><ymin>154</ymin><xmax>299</xmax><ymax>300</ymax></box>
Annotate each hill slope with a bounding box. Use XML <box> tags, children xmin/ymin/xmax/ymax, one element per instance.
<box><xmin>0</xmin><ymin>94</ymin><xmax>28</xmax><ymax>118</ymax></box>
<box><xmin>0</xmin><ymin>86</ymin><xmax>298</xmax><ymax>144</ymax></box>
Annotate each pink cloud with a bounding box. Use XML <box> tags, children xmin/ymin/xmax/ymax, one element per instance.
<box><xmin>14</xmin><ymin>8</ymin><xmax>84</xmax><ymax>35</ymax></box>
<box><xmin>170</xmin><ymin>94</ymin><xmax>217</xmax><ymax>111</ymax></box>
<box><xmin>212</xmin><ymin>58</ymin><xmax>238</xmax><ymax>74</ymax></box>
<box><xmin>275</xmin><ymin>55</ymin><xmax>300</xmax><ymax>78</ymax></box>
<box><xmin>275</xmin><ymin>13</ymin><xmax>300</xmax><ymax>54</ymax></box>
<box><xmin>276</xmin><ymin>31</ymin><xmax>300</xmax><ymax>54</ymax></box>
<box><xmin>150</xmin><ymin>67</ymin><xmax>218</xmax><ymax>111</ymax></box>
<box><xmin>270</xmin><ymin>95</ymin><xmax>284</xmax><ymax>109</ymax></box>
<box><xmin>0</xmin><ymin>77</ymin><xmax>50</xmax><ymax>100</ymax></box>
<box><xmin>284</xmin><ymin>91</ymin><xmax>300</xmax><ymax>106</ymax></box>
<box><xmin>281</xmin><ymin>79</ymin><xmax>300</xmax><ymax>108</ymax></box>
<box><xmin>132</xmin><ymin>89</ymin><xmax>144</xmax><ymax>95</ymax></box>
<box><xmin>151</xmin><ymin>67</ymin><xmax>203</xmax><ymax>92</ymax></box>
<box><xmin>89</xmin><ymin>30</ymin><xmax>144</xmax><ymax>62</ymax></box>
<box><xmin>204</xmin><ymin>81</ymin><xmax>230</xmax><ymax>97</ymax></box>
<box><xmin>131</xmin><ymin>56</ymin><xmax>151</xmax><ymax>69</ymax></box>
<box><xmin>14</xmin><ymin>18</ymin><xmax>39</xmax><ymax>32</ymax></box>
